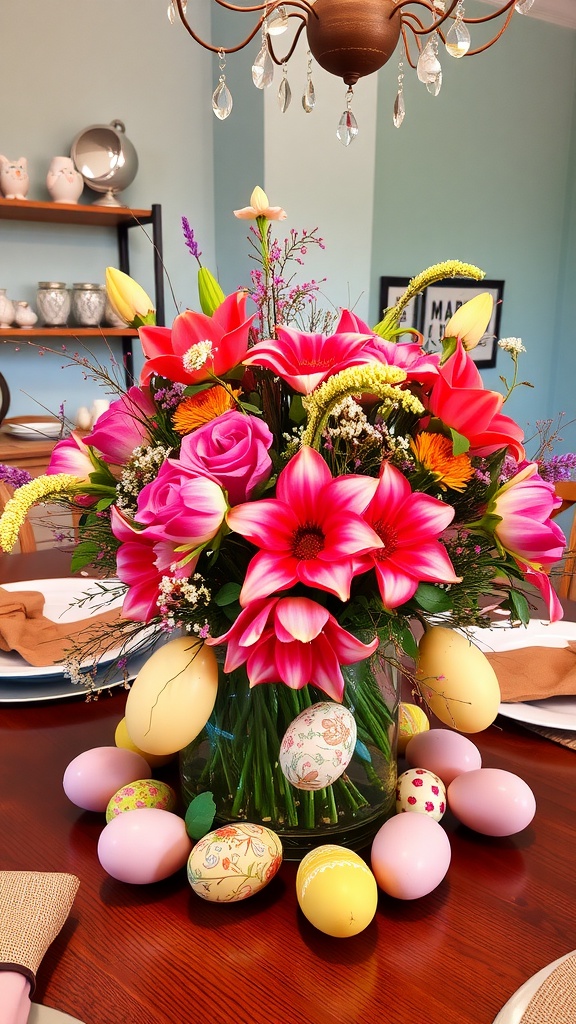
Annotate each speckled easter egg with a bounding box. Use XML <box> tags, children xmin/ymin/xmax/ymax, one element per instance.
<box><xmin>279</xmin><ymin>702</ymin><xmax>357</xmax><ymax>790</ymax></box>
<box><xmin>187</xmin><ymin>823</ymin><xmax>283</xmax><ymax>903</ymax></box>
<box><xmin>396</xmin><ymin>767</ymin><xmax>446</xmax><ymax>821</ymax></box>
<box><xmin>105</xmin><ymin>779</ymin><xmax>177</xmax><ymax>823</ymax></box>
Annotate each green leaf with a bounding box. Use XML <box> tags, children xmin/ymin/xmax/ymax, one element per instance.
<box><xmin>395</xmin><ymin>622</ymin><xmax>419</xmax><ymax>661</ymax></box>
<box><xmin>289</xmin><ymin>394</ymin><xmax>307</xmax><ymax>425</ymax></box>
<box><xmin>185</xmin><ymin>792</ymin><xmax>216</xmax><ymax>841</ymax></box>
<box><xmin>70</xmin><ymin>541</ymin><xmax>101</xmax><ymax>574</ymax></box>
<box><xmin>239</xmin><ymin>402</ymin><xmax>262</xmax><ymax>415</ymax></box>
<box><xmin>214</xmin><ymin>582</ymin><xmax>242</xmax><ymax>607</ymax></box>
<box><xmin>440</xmin><ymin>336</ymin><xmax>458</xmax><ymax>364</ymax></box>
<box><xmin>508</xmin><ymin>588</ymin><xmax>530</xmax><ymax>625</ymax></box>
<box><xmin>413</xmin><ymin>583</ymin><xmax>453</xmax><ymax>613</ymax></box>
<box><xmin>450</xmin><ymin>427</ymin><xmax>470</xmax><ymax>456</ymax></box>
<box><xmin>182</xmin><ymin>383</ymin><xmax>213</xmax><ymax>397</ymax></box>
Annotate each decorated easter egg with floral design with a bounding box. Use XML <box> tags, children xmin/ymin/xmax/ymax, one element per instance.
<box><xmin>105</xmin><ymin>779</ymin><xmax>177</xmax><ymax>823</ymax></box>
<box><xmin>279</xmin><ymin>701</ymin><xmax>357</xmax><ymax>791</ymax></box>
<box><xmin>187</xmin><ymin>822</ymin><xmax>283</xmax><ymax>902</ymax></box>
<box><xmin>396</xmin><ymin>767</ymin><xmax>446</xmax><ymax>821</ymax></box>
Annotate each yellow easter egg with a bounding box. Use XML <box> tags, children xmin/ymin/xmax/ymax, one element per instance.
<box><xmin>125</xmin><ymin>638</ymin><xmax>218</xmax><ymax>756</ymax></box>
<box><xmin>397</xmin><ymin>703</ymin><xmax>430</xmax><ymax>756</ymax></box>
<box><xmin>416</xmin><ymin>626</ymin><xmax>501</xmax><ymax>733</ymax></box>
<box><xmin>114</xmin><ymin>717</ymin><xmax>174</xmax><ymax>767</ymax></box>
<box><xmin>296</xmin><ymin>845</ymin><xmax>378</xmax><ymax>937</ymax></box>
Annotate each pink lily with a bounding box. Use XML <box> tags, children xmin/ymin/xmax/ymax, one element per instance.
<box><xmin>518</xmin><ymin>562</ymin><xmax>563</xmax><ymax>623</ymax></box>
<box><xmin>47</xmin><ymin>432</ymin><xmax>93</xmax><ymax>481</ymax></box>
<box><xmin>233</xmin><ymin>186</ymin><xmax>287</xmax><ymax>222</ymax></box>
<box><xmin>226</xmin><ymin>445</ymin><xmax>383</xmax><ymax>605</ymax></box>
<box><xmin>206</xmin><ymin>595</ymin><xmax>379</xmax><ymax>701</ymax></box>
<box><xmin>242</xmin><ymin>323</ymin><xmax>374</xmax><ymax>394</ymax></box>
<box><xmin>84</xmin><ymin>386</ymin><xmax>156</xmax><ymax>465</ymax></box>
<box><xmin>111</xmin><ymin>507</ymin><xmax>195</xmax><ymax>621</ymax></box>
<box><xmin>334</xmin><ymin>461</ymin><xmax>460</xmax><ymax>609</ymax></box>
<box><xmin>428</xmin><ymin>340</ymin><xmax>525</xmax><ymax>460</ymax></box>
<box><xmin>139</xmin><ymin>291</ymin><xmax>255</xmax><ymax>386</ymax></box>
<box><xmin>337</xmin><ymin>309</ymin><xmax>440</xmax><ymax>385</ymax></box>
<box><xmin>487</xmin><ymin>463</ymin><xmax>565</xmax><ymax>567</ymax></box>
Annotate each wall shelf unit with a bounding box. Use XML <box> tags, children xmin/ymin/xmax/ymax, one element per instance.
<box><xmin>0</xmin><ymin>198</ymin><xmax>164</xmax><ymax>386</ymax></box>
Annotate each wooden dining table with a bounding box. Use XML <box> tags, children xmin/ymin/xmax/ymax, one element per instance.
<box><xmin>1</xmin><ymin>548</ymin><xmax>576</xmax><ymax>1024</ymax></box>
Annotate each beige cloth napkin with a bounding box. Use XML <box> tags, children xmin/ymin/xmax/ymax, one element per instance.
<box><xmin>485</xmin><ymin>643</ymin><xmax>576</xmax><ymax>702</ymax></box>
<box><xmin>0</xmin><ymin>585</ymin><xmax>123</xmax><ymax>668</ymax></box>
<box><xmin>0</xmin><ymin>871</ymin><xmax>79</xmax><ymax>995</ymax></box>
<box><xmin>520</xmin><ymin>951</ymin><xmax>576</xmax><ymax>1023</ymax></box>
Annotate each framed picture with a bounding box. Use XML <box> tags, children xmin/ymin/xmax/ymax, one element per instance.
<box><xmin>419</xmin><ymin>279</ymin><xmax>504</xmax><ymax>369</ymax></box>
<box><xmin>379</xmin><ymin>276</ymin><xmax>420</xmax><ymax>331</ymax></box>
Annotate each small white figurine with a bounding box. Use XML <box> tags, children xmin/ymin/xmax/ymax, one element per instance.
<box><xmin>0</xmin><ymin>156</ymin><xmax>29</xmax><ymax>199</ymax></box>
<box><xmin>46</xmin><ymin>156</ymin><xmax>84</xmax><ymax>204</ymax></box>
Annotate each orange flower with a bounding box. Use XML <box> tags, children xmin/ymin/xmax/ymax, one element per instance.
<box><xmin>411</xmin><ymin>433</ymin><xmax>474</xmax><ymax>492</ymax></box>
<box><xmin>173</xmin><ymin>386</ymin><xmax>241</xmax><ymax>435</ymax></box>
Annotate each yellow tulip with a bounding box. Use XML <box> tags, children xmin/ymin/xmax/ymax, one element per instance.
<box><xmin>444</xmin><ymin>292</ymin><xmax>493</xmax><ymax>351</ymax></box>
<box><xmin>105</xmin><ymin>267</ymin><xmax>156</xmax><ymax>327</ymax></box>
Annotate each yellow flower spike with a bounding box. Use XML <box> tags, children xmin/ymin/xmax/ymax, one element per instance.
<box><xmin>373</xmin><ymin>260</ymin><xmax>485</xmax><ymax>339</ymax></box>
<box><xmin>105</xmin><ymin>267</ymin><xmax>156</xmax><ymax>328</ymax></box>
<box><xmin>0</xmin><ymin>474</ymin><xmax>78</xmax><ymax>552</ymax></box>
<box><xmin>444</xmin><ymin>292</ymin><xmax>494</xmax><ymax>351</ymax></box>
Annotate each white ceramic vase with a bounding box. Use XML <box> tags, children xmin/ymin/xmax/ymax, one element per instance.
<box><xmin>13</xmin><ymin>301</ymin><xmax>38</xmax><ymax>328</ymax></box>
<box><xmin>46</xmin><ymin>157</ymin><xmax>84</xmax><ymax>204</ymax></box>
<box><xmin>0</xmin><ymin>156</ymin><xmax>29</xmax><ymax>199</ymax></box>
<box><xmin>0</xmin><ymin>290</ymin><xmax>15</xmax><ymax>327</ymax></box>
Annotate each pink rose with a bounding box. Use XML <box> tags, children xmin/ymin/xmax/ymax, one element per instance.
<box><xmin>178</xmin><ymin>410</ymin><xmax>273</xmax><ymax>506</ymax></box>
<box><xmin>136</xmin><ymin>461</ymin><xmax>228</xmax><ymax>546</ymax></box>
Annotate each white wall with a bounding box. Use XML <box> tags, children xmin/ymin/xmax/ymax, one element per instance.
<box><xmin>0</xmin><ymin>0</ymin><xmax>215</xmax><ymax>421</ymax></box>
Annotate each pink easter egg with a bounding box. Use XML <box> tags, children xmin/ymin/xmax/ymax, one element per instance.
<box><xmin>63</xmin><ymin>746</ymin><xmax>151</xmax><ymax>812</ymax></box>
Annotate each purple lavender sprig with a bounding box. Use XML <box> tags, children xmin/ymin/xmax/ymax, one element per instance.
<box><xmin>0</xmin><ymin>463</ymin><xmax>32</xmax><ymax>490</ymax></box>
<box><xmin>182</xmin><ymin>216</ymin><xmax>202</xmax><ymax>265</ymax></box>
<box><xmin>538</xmin><ymin>453</ymin><xmax>576</xmax><ymax>483</ymax></box>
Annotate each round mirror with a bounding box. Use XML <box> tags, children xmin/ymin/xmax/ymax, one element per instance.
<box><xmin>70</xmin><ymin>120</ymin><xmax>138</xmax><ymax>207</ymax></box>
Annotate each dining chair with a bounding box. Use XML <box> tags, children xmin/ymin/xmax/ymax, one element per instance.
<box><xmin>552</xmin><ymin>480</ymin><xmax>576</xmax><ymax>600</ymax></box>
<box><xmin>0</xmin><ymin>480</ymin><xmax>36</xmax><ymax>553</ymax></box>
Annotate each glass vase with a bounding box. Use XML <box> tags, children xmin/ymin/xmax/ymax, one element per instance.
<box><xmin>180</xmin><ymin>637</ymin><xmax>399</xmax><ymax>860</ymax></box>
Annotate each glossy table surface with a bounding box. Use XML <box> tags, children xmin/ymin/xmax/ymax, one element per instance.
<box><xmin>1</xmin><ymin>550</ymin><xmax>576</xmax><ymax>1024</ymax></box>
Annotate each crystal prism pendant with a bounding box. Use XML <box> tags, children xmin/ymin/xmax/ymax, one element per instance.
<box><xmin>336</xmin><ymin>109</ymin><xmax>359</xmax><ymax>146</ymax></box>
<box><xmin>278</xmin><ymin>75</ymin><xmax>292</xmax><ymax>112</ymax></box>
<box><xmin>212</xmin><ymin>80</ymin><xmax>233</xmax><ymax>120</ymax></box>
<box><xmin>417</xmin><ymin>41</ymin><xmax>442</xmax><ymax>84</ymax></box>
<box><xmin>302</xmin><ymin>78</ymin><xmax>316</xmax><ymax>113</ymax></box>
<box><xmin>252</xmin><ymin>44</ymin><xmax>274</xmax><ymax>89</ymax></box>
<box><xmin>515</xmin><ymin>0</ymin><xmax>535</xmax><ymax>11</ymax></box>
<box><xmin>426</xmin><ymin>71</ymin><xmax>442</xmax><ymax>96</ymax></box>
<box><xmin>445</xmin><ymin>20</ymin><xmax>471</xmax><ymax>58</ymax></box>
<box><xmin>393</xmin><ymin>89</ymin><xmax>405</xmax><ymax>128</ymax></box>
<box><xmin>167</xmin><ymin>1</ymin><xmax>176</xmax><ymax>24</ymax></box>
<box><xmin>267</xmin><ymin>5</ymin><xmax>289</xmax><ymax>35</ymax></box>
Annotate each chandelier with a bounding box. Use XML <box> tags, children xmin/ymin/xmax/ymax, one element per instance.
<box><xmin>168</xmin><ymin>0</ymin><xmax>536</xmax><ymax>144</ymax></box>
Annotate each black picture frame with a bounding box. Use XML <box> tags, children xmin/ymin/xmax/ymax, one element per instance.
<box><xmin>379</xmin><ymin>276</ymin><xmax>420</xmax><ymax>332</ymax></box>
<box><xmin>419</xmin><ymin>278</ymin><xmax>504</xmax><ymax>369</ymax></box>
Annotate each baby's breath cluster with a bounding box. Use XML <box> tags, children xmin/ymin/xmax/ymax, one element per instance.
<box><xmin>116</xmin><ymin>444</ymin><xmax>173</xmax><ymax>514</ymax></box>
<box><xmin>157</xmin><ymin>574</ymin><xmax>212</xmax><ymax>634</ymax></box>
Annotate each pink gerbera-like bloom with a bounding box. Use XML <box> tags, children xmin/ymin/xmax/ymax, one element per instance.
<box><xmin>334</xmin><ymin>461</ymin><xmax>460</xmax><ymax>609</ymax></box>
<box><xmin>84</xmin><ymin>386</ymin><xmax>156</xmax><ymax>465</ymax></box>
<box><xmin>206</xmin><ymin>595</ymin><xmax>379</xmax><ymax>701</ymax></box>
<box><xmin>111</xmin><ymin>507</ymin><xmax>195</xmax><ymax>621</ymax></box>
<box><xmin>139</xmin><ymin>291</ymin><xmax>255</xmax><ymax>387</ymax></box>
<box><xmin>242</xmin><ymin>322</ymin><xmax>374</xmax><ymax>394</ymax></box>
<box><xmin>488</xmin><ymin>462</ymin><xmax>565</xmax><ymax>567</ymax></box>
<box><xmin>428</xmin><ymin>340</ymin><xmax>525</xmax><ymax>460</ymax></box>
<box><xmin>226</xmin><ymin>445</ymin><xmax>382</xmax><ymax>605</ymax></box>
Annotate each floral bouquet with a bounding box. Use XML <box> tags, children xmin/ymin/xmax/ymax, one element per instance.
<box><xmin>0</xmin><ymin>187</ymin><xmax>566</xmax><ymax>854</ymax></box>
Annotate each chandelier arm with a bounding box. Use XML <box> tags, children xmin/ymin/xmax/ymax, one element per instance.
<box><xmin>401</xmin><ymin>24</ymin><xmax>418</xmax><ymax>69</ymax></box>
<box><xmin>212</xmin><ymin>0</ymin><xmax>316</xmax><ymax>16</ymax></box>
<box><xmin>393</xmin><ymin>0</ymin><xmax>460</xmax><ymax>35</ymax></box>
<box><xmin>267</xmin><ymin>17</ymin><xmax>308</xmax><ymax>66</ymax></box>
<box><xmin>465</xmin><ymin>4</ymin><xmax>516</xmax><ymax>54</ymax></box>
<box><xmin>172</xmin><ymin>0</ymin><xmax>315</xmax><ymax>56</ymax></box>
<box><xmin>462</xmin><ymin>0</ymin><xmax>517</xmax><ymax>24</ymax></box>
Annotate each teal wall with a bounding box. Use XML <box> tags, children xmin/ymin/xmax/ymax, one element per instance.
<box><xmin>371</xmin><ymin>14</ymin><xmax>576</xmax><ymax>452</ymax></box>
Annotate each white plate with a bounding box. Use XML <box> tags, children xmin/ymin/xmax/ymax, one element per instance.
<box><xmin>466</xmin><ymin>619</ymin><xmax>576</xmax><ymax>731</ymax></box>
<box><xmin>1</xmin><ymin>578</ymin><xmax>127</xmax><ymax>679</ymax></box>
<box><xmin>3</xmin><ymin>420</ymin><xmax>63</xmax><ymax>439</ymax></box>
<box><xmin>30</xmin><ymin>1004</ymin><xmax>85</xmax><ymax>1024</ymax></box>
<box><xmin>493</xmin><ymin>950</ymin><xmax>575</xmax><ymax>1023</ymax></box>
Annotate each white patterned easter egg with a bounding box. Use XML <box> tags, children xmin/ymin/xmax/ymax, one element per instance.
<box><xmin>279</xmin><ymin>701</ymin><xmax>357</xmax><ymax>791</ymax></box>
<box><xmin>187</xmin><ymin>822</ymin><xmax>283</xmax><ymax>902</ymax></box>
<box><xmin>396</xmin><ymin>767</ymin><xmax>447</xmax><ymax>822</ymax></box>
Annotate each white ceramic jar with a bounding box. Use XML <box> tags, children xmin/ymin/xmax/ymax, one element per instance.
<box><xmin>13</xmin><ymin>300</ymin><xmax>38</xmax><ymax>328</ymax></box>
<box><xmin>0</xmin><ymin>290</ymin><xmax>15</xmax><ymax>327</ymax></box>
<box><xmin>46</xmin><ymin>156</ymin><xmax>84</xmax><ymax>204</ymax></box>
<box><xmin>36</xmin><ymin>282</ymin><xmax>71</xmax><ymax>326</ymax></box>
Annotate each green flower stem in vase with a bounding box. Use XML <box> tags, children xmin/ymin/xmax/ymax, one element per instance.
<box><xmin>180</xmin><ymin>636</ymin><xmax>399</xmax><ymax>860</ymax></box>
